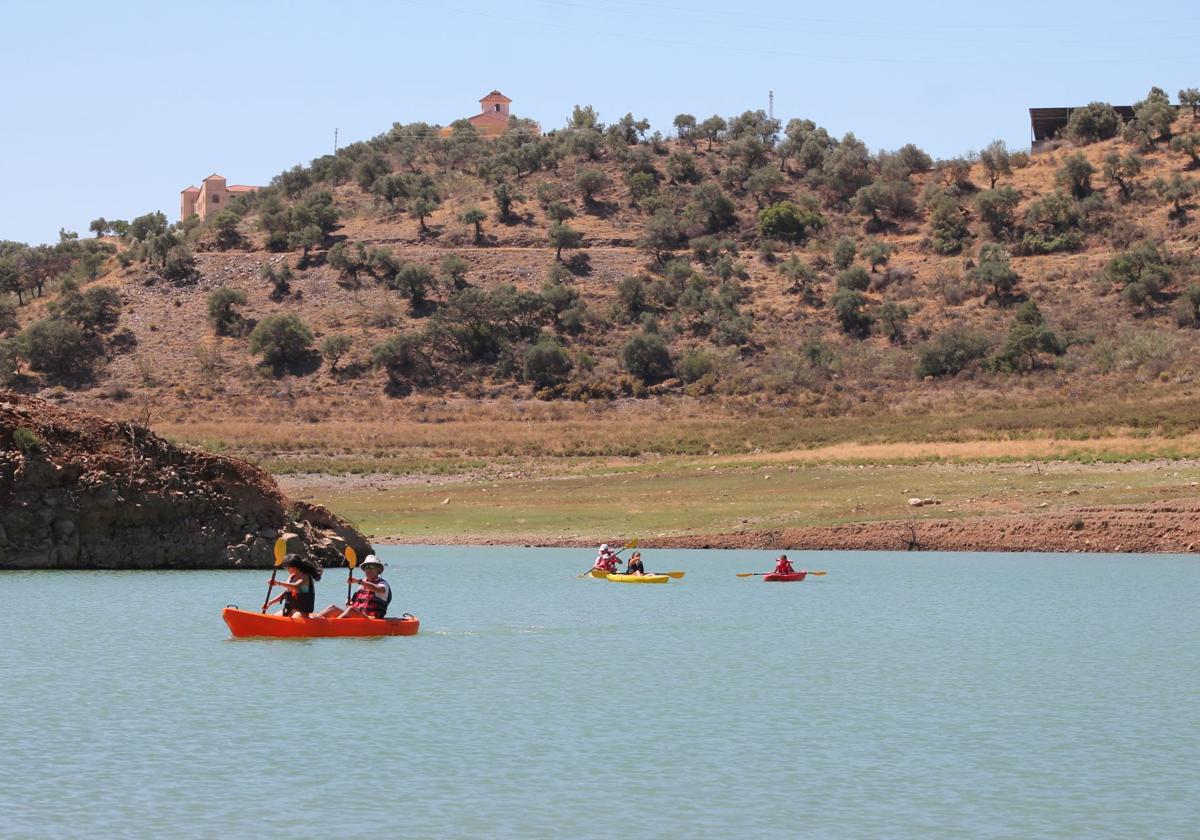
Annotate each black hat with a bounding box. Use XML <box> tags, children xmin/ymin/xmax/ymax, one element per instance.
<box><xmin>284</xmin><ymin>553</ymin><xmax>322</xmax><ymax>581</ymax></box>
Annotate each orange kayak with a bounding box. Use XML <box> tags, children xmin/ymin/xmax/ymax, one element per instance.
<box><xmin>222</xmin><ymin>607</ymin><xmax>420</xmax><ymax>639</ymax></box>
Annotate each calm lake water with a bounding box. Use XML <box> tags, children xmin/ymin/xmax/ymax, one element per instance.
<box><xmin>1</xmin><ymin>547</ymin><xmax>1197</xmax><ymax>839</ymax></box>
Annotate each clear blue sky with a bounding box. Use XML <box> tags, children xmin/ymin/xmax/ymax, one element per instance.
<box><xmin>2</xmin><ymin>0</ymin><xmax>1196</xmax><ymax>244</ymax></box>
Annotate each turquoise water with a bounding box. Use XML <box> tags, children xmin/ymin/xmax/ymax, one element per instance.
<box><xmin>1</xmin><ymin>547</ymin><xmax>1197</xmax><ymax>839</ymax></box>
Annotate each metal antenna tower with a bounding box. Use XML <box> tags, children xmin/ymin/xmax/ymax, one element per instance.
<box><xmin>334</xmin><ymin>128</ymin><xmax>339</xmax><ymax>154</ymax></box>
<box><xmin>768</xmin><ymin>91</ymin><xmax>774</xmax><ymax>120</ymax></box>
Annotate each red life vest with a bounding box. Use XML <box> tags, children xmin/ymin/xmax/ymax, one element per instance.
<box><xmin>350</xmin><ymin>577</ymin><xmax>391</xmax><ymax>618</ymax></box>
<box><xmin>774</xmin><ymin>560</ymin><xmax>795</xmax><ymax>575</ymax></box>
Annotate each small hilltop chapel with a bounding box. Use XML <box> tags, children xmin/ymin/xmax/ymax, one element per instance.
<box><xmin>180</xmin><ymin>174</ymin><xmax>261</xmax><ymax>221</ymax></box>
<box><xmin>439</xmin><ymin>90</ymin><xmax>518</xmax><ymax>138</ymax></box>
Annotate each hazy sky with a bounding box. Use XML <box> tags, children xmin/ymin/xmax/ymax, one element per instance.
<box><xmin>2</xmin><ymin>0</ymin><xmax>1196</xmax><ymax>244</ymax></box>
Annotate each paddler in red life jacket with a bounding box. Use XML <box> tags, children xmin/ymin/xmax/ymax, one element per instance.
<box><xmin>343</xmin><ymin>555</ymin><xmax>392</xmax><ymax>618</ymax></box>
<box><xmin>773</xmin><ymin>554</ymin><xmax>797</xmax><ymax>576</ymax></box>
<box><xmin>593</xmin><ymin>544</ymin><xmax>619</xmax><ymax>573</ymax></box>
<box><xmin>266</xmin><ymin>555</ymin><xmax>320</xmax><ymax>617</ymax></box>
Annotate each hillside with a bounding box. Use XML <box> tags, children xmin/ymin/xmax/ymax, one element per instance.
<box><xmin>2</xmin><ymin>93</ymin><xmax>1200</xmax><ymax>479</ymax></box>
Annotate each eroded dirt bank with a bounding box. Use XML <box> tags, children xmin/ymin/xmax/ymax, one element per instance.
<box><xmin>0</xmin><ymin>390</ymin><xmax>371</xmax><ymax>569</ymax></box>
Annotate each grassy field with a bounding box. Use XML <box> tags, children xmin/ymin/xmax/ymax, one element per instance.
<box><xmin>282</xmin><ymin>458</ymin><xmax>1200</xmax><ymax>542</ymax></box>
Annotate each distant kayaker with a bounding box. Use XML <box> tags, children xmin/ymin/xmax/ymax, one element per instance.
<box><xmin>593</xmin><ymin>543</ymin><xmax>619</xmax><ymax>573</ymax></box>
<box><xmin>624</xmin><ymin>551</ymin><xmax>645</xmax><ymax>576</ymax></box>
<box><xmin>266</xmin><ymin>555</ymin><xmax>320</xmax><ymax>617</ymax></box>
<box><xmin>773</xmin><ymin>554</ymin><xmax>797</xmax><ymax>576</ymax></box>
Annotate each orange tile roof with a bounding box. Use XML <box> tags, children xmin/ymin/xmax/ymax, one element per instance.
<box><xmin>480</xmin><ymin>90</ymin><xmax>512</xmax><ymax>103</ymax></box>
<box><xmin>203</xmin><ymin>173</ymin><xmax>226</xmax><ymax>181</ymax></box>
<box><xmin>226</xmin><ymin>185</ymin><xmax>260</xmax><ymax>192</ymax></box>
<box><xmin>469</xmin><ymin>112</ymin><xmax>510</xmax><ymax>125</ymax></box>
<box><xmin>181</xmin><ymin>186</ymin><xmax>200</xmax><ymax>194</ymax></box>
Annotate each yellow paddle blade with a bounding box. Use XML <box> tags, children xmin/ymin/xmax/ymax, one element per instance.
<box><xmin>807</xmin><ymin>570</ymin><xmax>827</xmax><ymax>576</ymax></box>
<box><xmin>663</xmin><ymin>571</ymin><xmax>685</xmax><ymax>579</ymax></box>
<box><xmin>273</xmin><ymin>538</ymin><xmax>288</xmax><ymax>566</ymax></box>
<box><xmin>345</xmin><ymin>546</ymin><xmax>358</xmax><ymax>569</ymax></box>
<box><xmin>735</xmin><ymin>572</ymin><xmax>756</xmax><ymax>577</ymax></box>
<box><xmin>624</xmin><ymin>538</ymin><xmax>638</xmax><ymax>550</ymax></box>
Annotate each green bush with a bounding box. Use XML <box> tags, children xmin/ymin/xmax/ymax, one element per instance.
<box><xmin>987</xmin><ymin>301</ymin><xmax>1067</xmax><ymax>372</ymax></box>
<box><xmin>12</xmin><ymin>427</ymin><xmax>44</xmax><ymax>454</ymax></box>
<box><xmin>1174</xmin><ymin>285</ymin><xmax>1200</xmax><ymax>327</ymax></box>
<box><xmin>206</xmin><ymin>287</ymin><xmax>248</xmax><ymax>336</ymax></box>
<box><xmin>523</xmin><ymin>339</ymin><xmax>574</xmax><ymax>388</ymax></box>
<box><xmin>831</xmin><ymin>288</ymin><xmax>872</xmax><ymax>337</ymax></box>
<box><xmin>1065</xmin><ymin>102</ymin><xmax>1122</xmax><ymax>144</ymax></box>
<box><xmin>915</xmin><ymin>327</ymin><xmax>991</xmax><ymax>378</ymax></box>
<box><xmin>621</xmin><ymin>331</ymin><xmax>673</xmax><ymax>384</ymax></box>
<box><xmin>831</xmin><ymin>236</ymin><xmax>857</xmax><ymax>270</ymax></box>
<box><xmin>249</xmin><ymin>314</ymin><xmax>315</xmax><ymax>370</ymax></box>
<box><xmin>928</xmin><ymin>195</ymin><xmax>971</xmax><ymax>255</ymax></box>
<box><xmin>970</xmin><ymin>243</ymin><xmax>1020</xmax><ymax>302</ymax></box>
<box><xmin>678</xmin><ymin>348</ymin><xmax>715</xmax><ymax>383</ymax></box>
<box><xmin>320</xmin><ymin>334</ymin><xmax>353</xmax><ymax>371</ymax></box>
<box><xmin>1104</xmin><ymin>244</ymin><xmax>1171</xmax><ymax>312</ymax></box>
<box><xmin>371</xmin><ymin>332</ymin><xmax>432</xmax><ymax>393</ymax></box>
<box><xmin>0</xmin><ymin>298</ymin><xmax>18</xmax><ymax>335</ymax></box>
<box><xmin>757</xmin><ymin>199</ymin><xmax>824</xmax><ymax>243</ymax></box>
<box><xmin>836</xmin><ymin>266</ymin><xmax>871</xmax><ymax>292</ymax></box>
<box><xmin>21</xmin><ymin>318</ymin><xmax>95</xmax><ymax>380</ymax></box>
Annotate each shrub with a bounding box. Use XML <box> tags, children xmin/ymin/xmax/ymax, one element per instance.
<box><xmin>928</xmin><ymin>196</ymin><xmax>970</xmax><ymax>255</ymax></box>
<box><xmin>161</xmin><ymin>246</ymin><xmax>198</xmax><ymax>284</ymax></box>
<box><xmin>523</xmin><ymin>339</ymin><xmax>574</xmax><ymax>388</ymax></box>
<box><xmin>974</xmin><ymin>187</ymin><xmax>1021</xmax><ymax>238</ymax></box>
<box><xmin>206</xmin><ymin>287</ymin><xmax>248</xmax><ymax>336</ymax></box>
<box><xmin>987</xmin><ymin>302</ymin><xmax>1067</xmax><ymax>373</ymax></box>
<box><xmin>678</xmin><ymin>348</ymin><xmax>715</xmax><ymax>383</ymax></box>
<box><xmin>1104</xmin><ymin>244</ymin><xmax>1171</xmax><ymax>313</ymax></box>
<box><xmin>51</xmin><ymin>286</ymin><xmax>121</xmax><ymax>335</ymax></box>
<box><xmin>831</xmin><ymin>236</ymin><xmax>857</xmax><ymax>270</ymax></box>
<box><xmin>320</xmin><ymin>334</ymin><xmax>353</xmax><ymax>371</ymax></box>
<box><xmin>548</xmin><ymin>223</ymin><xmax>583</xmax><ymax>260</ymax></box>
<box><xmin>875</xmin><ymin>302</ymin><xmax>910</xmax><ymax>344</ymax></box>
<box><xmin>621</xmin><ymin>331</ymin><xmax>673</xmax><ymax>384</ymax></box>
<box><xmin>249</xmin><ymin>314</ymin><xmax>315</xmax><ymax>370</ymax></box>
<box><xmin>757</xmin><ymin>199</ymin><xmax>825</xmax><ymax>243</ymax></box>
<box><xmin>836</xmin><ymin>266</ymin><xmax>871</xmax><ymax>292</ymax></box>
<box><xmin>575</xmin><ymin>167</ymin><xmax>609</xmax><ymax>202</ymax></box>
<box><xmin>0</xmin><ymin>299</ymin><xmax>16</xmax><ymax>335</ymax></box>
<box><xmin>1174</xmin><ymin>285</ymin><xmax>1200</xmax><ymax>327</ymax></box>
<box><xmin>12</xmin><ymin>427</ymin><xmax>44</xmax><ymax>454</ymax></box>
<box><xmin>831</xmin><ymin>288</ymin><xmax>872</xmax><ymax>336</ymax></box>
<box><xmin>371</xmin><ymin>332</ymin><xmax>432</xmax><ymax>393</ymax></box>
<box><xmin>970</xmin><ymin>243</ymin><xmax>1020</xmax><ymax>302</ymax></box>
<box><xmin>616</xmin><ymin>275</ymin><xmax>651</xmax><ymax>321</ymax></box>
<box><xmin>915</xmin><ymin>327</ymin><xmax>991</xmax><ymax>378</ymax></box>
<box><xmin>978</xmin><ymin>140</ymin><xmax>1012</xmax><ymax>188</ymax></box>
<box><xmin>21</xmin><ymin>318</ymin><xmax>94</xmax><ymax>380</ymax></box>
<box><xmin>393</xmin><ymin>262</ymin><xmax>434</xmax><ymax>308</ymax></box>
<box><xmin>1056</xmin><ymin>153</ymin><xmax>1095</xmax><ymax>199</ymax></box>
<box><xmin>1065</xmin><ymin>102</ymin><xmax>1122</xmax><ymax>144</ymax></box>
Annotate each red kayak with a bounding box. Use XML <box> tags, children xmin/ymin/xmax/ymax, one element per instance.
<box><xmin>222</xmin><ymin>607</ymin><xmax>420</xmax><ymax>638</ymax></box>
<box><xmin>763</xmin><ymin>572</ymin><xmax>807</xmax><ymax>582</ymax></box>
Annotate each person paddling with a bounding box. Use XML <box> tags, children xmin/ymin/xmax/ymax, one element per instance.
<box><xmin>624</xmin><ymin>551</ymin><xmax>646</xmax><ymax>576</ymax></box>
<box><xmin>266</xmin><ymin>555</ymin><xmax>320</xmax><ymax>617</ymax></box>
<box><xmin>773</xmin><ymin>554</ymin><xmax>797</xmax><ymax>576</ymax></box>
<box><xmin>593</xmin><ymin>543</ymin><xmax>619</xmax><ymax>574</ymax></box>
<box><xmin>331</xmin><ymin>555</ymin><xmax>392</xmax><ymax>619</ymax></box>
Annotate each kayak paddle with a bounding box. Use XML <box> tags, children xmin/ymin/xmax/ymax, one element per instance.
<box><xmin>344</xmin><ymin>546</ymin><xmax>358</xmax><ymax>604</ymax></box>
<box><xmin>261</xmin><ymin>536</ymin><xmax>289</xmax><ymax>613</ymax></box>
<box><xmin>658</xmin><ymin>571</ymin><xmax>685</xmax><ymax>579</ymax></box>
<box><xmin>736</xmin><ymin>571</ymin><xmax>826</xmax><ymax>577</ymax></box>
<box><xmin>577</xmin><ymin>538</ymin><xmax>638</xmax><ymax>577</ymax></box>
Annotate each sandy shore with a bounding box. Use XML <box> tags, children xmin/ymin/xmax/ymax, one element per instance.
<box><xmin>373</xmin><ymin>498</ymin><xmax>1200</xmax><ymax>553</ymax></box>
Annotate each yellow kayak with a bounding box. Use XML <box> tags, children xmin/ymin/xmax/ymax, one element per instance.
<box><xmin>606</xmin><ymin>573</ymin><xmax>670</xmax><ymax>584</ymax></box>
<box><xmin>588</xmin><ymin>568</ymin><xmax>610</xmax><ymax>578</ymax></box>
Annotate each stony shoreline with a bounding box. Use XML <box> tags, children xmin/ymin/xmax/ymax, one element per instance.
<box><xmin>372</xmin><ymin>498</ymin><xmax>1200</xmax><ymax>554</ymax></box>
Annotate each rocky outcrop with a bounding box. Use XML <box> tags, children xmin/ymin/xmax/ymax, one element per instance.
<box><xmin>0</xmin><ymin>390</ymin><xmax>371</xmax><ymax>569</ymax></box>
